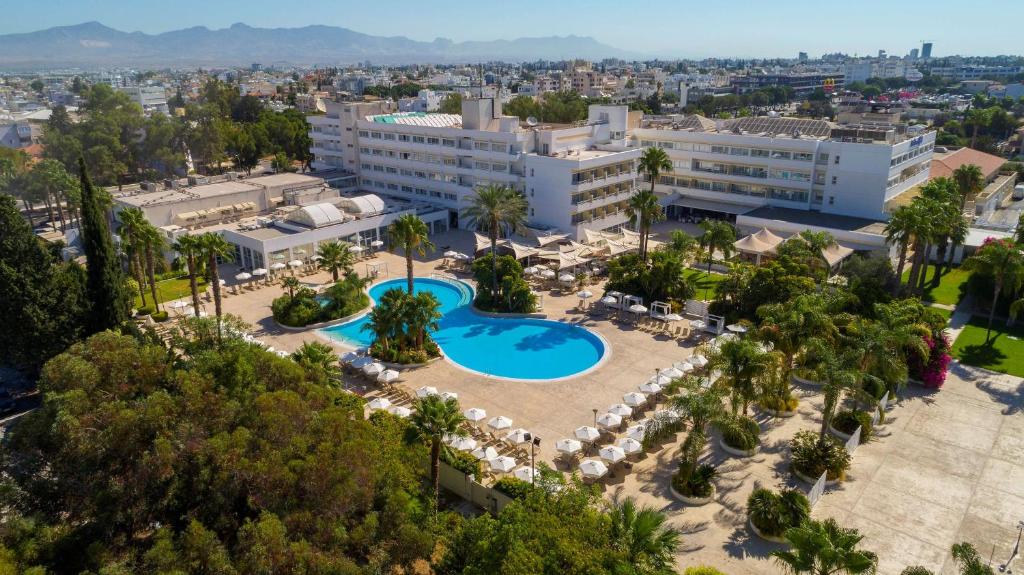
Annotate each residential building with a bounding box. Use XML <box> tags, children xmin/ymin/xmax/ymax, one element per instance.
<box><xmin>731</xmin><ymin>72</ymin><xmax>845</xmax><ymax>97</ymax></box>
<box><xmin>119</xmin><ymin>86</ymin><xmax>169</xmax><ymax>115</ymax></box>
<box><xmin>921</xmin><ymin>42</ymin><xmax>933</xmax><ymax>59</ymax></box>
<box><xmin>398</xmin><ymin>89</ymin><xmax>444</xmax><ymax>113</ymax></box>
<box><xmin>929</xmin><ymin>65</ymin><xmax>1023</xmax><ymax>81</ymax></box>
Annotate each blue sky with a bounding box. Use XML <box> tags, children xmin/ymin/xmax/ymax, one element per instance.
<box><xmin>2</xmin><ymin>0</ymin><xmax>1020</xmax><ymax>58</ymax></box>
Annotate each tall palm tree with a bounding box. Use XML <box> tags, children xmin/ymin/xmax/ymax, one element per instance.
<box><xmin>628</xmin><ymin>190</ymin><xmax>665</xmax><ymax>262</ymax></box>
<box><xmin>884</xmin><ymin>205</ymin><xmax>919</xmax><ymax>290</ymax></box>
<box><xmin>138</xmin><ymin>221</ymin><xmax>166</xmax><ymax>313</ymax></box>
<box><xmin>943</xmin><ymin>163</ymin><xmax>985</xmax><ymax>270</ymax></box>
<box><xmin>772</xmin><ymin>518</ymin><xmax>877</xmax><ymax>575</ymax></box>
<box><xmin>291</xmin><ymin>341</ymin><xmax>341</xmax><ymax>382</ymax></box>
<box><xmin>388</xmin><ymin>213</ymin><xmax>434</xmax><ymax>294</ymax></box>
<box><xmin>409</xmin><ymin>395</ymin><xmax>467</xmax><ymax>507</ymax></box>
<box><xmin>804</xmin><ymin>338</ymin><xmax>861</xmax><ymax>440</ymax></box>
<box><xmin>316</xmin><ymin>240</ymin><xmax>355</xmax><ymax>282</ymax></box>
<box><xmin>118</xmin><ymin>207</ymin><xmax>149</xmax><ymax>308</ymax></box>
<box><xmin>904</xmin><ymin>198</ymin><xmax>939</xmax><ymax>292</ymax></box>
<box><xmin>362</xmin><ymin>287</ymin><xmax>408</xmax><ymax>353</ymax></box>
<box><xmin>280</xmin><ymin>275</ymin><xmax>300</xmax><ymax>298</ymax></box>
<box><xmin>697</xmin><ymin>220</ymin><xmax>735</xmax><ymax>298</ymax></box>
<box><xmin>758</xmin><ymin>294</ymin><xmax>838</xmax><ymax>377</ymax></box>
<box><xmin>711</xmin><ymin>338</ymin><xmax>772</xmax><ymax>416</ymax></box>
<box><xmin>672</xmin><ymin>378</ymin><xmax>727</xmax><ymax>484</ymax></box>
<box><xmin>172</xmin><ymin>235</ymin><xmax>203</xmax><ymax>317</ymax></box>
<box><xmin>463</xmin><ymin>184</ymin><xmax>528</xmax><ymax>294</ymax></box>
<box><xmin>637</xmin><ymin>146</ymin><xmax>672</xmax><ymax>196</ymax></box>
<box><xmin>404</xmin><ymin>292</ymin><xmax>442</xmax><ymax>351</ymax></box>
<box><xmin>962</xmin><ymin>238</ymin><xmax>1024</xmax><ymax>343</ymax></box>
<box><xmin>198</xmin><ymin>232</ymin><xmax>234</xmax><ymax>340</ymax></box>
<box><xmin>607</xmin><ymin>497</ymin><xmax>681</xmax><ymax>574</ymax></box>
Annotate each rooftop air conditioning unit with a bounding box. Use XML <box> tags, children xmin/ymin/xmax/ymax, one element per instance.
<box><xmin>163</xmin><ymin>179</ymin><xmax>178</xmax><ymax>190</ymax></box>
<box><xmin>142</xmin><ymin>181</ymin><xmax>160</xmax><ymax>193</ymax></box>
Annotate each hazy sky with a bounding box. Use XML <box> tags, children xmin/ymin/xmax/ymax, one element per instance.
<box><xmin>2</xmin><ymin>0</ymin><xmax>1021</xmax><ymax>58</ymax></box>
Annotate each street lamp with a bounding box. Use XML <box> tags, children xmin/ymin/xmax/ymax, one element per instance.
<box><xmin>592</xmin><ymin>408</ymin><xmax>598</xmax><ymax>427</ymax></box>
<box><xmin>524</xmin><ymin>433</ymin><xmax>541</xmax><ymax>484</ymax></box>
<box><xmin>999</xmin><ymin>520</ymin><xmax>1024</xmax><ymax>573</ymax></box>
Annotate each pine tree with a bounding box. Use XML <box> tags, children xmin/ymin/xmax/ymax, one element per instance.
<box><xmin>78</xmin><ymin>158</ymin><xmax>128</xmax><ymax>333</ymax></box>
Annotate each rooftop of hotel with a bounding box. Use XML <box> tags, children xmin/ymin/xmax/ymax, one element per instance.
<box><xmin>114</xmin><ymin>172</ymin><xmax>326</xmax><ymax>208</ymax></box>
<box><xmin>365</xmin><ymin>111</ymin><xmax>463</xmax><ymax>127</ymax></box>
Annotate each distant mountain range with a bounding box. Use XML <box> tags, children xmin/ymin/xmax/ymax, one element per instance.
<box><xmin>0</xmin><ymin>22</ymin><xmax>641</xmax><ymax>69</ymax></box>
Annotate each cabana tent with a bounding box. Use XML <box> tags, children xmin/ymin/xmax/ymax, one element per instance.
<box><xmin>821</xmin><ymin>243</ymin><xmax>855</xmax><ymax>269</ymax></box>
<box><xmin>733</xmin><ymin>227</ymin><xmax>785</xmax><ymax>264</ymax></box>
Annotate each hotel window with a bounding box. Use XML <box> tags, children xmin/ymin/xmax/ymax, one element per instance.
<box><xmin>692</xmin><ymin>144</ymin><xmax>711</xmax><ymax>152</ymax></box>
<box><xmin>387</xmin><ymin>183</ymin><xmax>398</xmax><ymax>190</ymax></box>
<box><xmin>711</xmin><ymin>145</ymin><xmax>728</xmax><ymax>154</ymax></box>
<box><xmin>401</xmin><ymin>169</ymin><xmax>413</xmax><ymax>176</ymax></box>
<box><xmin>442</xmin><ymin>138</ymin><xmax>456</xmax><ymax>147</ymax></box>
<box><xmin>771</xmin><ymin>150</ymin><xmax>792</xmax><ymax>160</ymax></box>
<box><xmin>793</xmin><ymin>152</ymin><xmax>813</xmax><ymax>162</ymax></box>
<box><xmin>444</xmin><ymin>193</ymin><xmax>457</xmax><ymax>200</ymax></box>
<box><xmin>358</xmin><ymin>130</ymin><xmax>369</xmax><ymax>137</ymax></box>
<box><xmin>371</xmin><ymin>149</ymin><xmax>382</xmax><ymax>155</ymax></box>
<box><xmin>385</xmin><ymin>167</ymin><xmax>397</xmax><ymax>174</ymax></box>
<box><xmin>359</xmin><ymin>147</ymin><xmax>370</xmax><ymax>154</ymax></box>
<box><xmin>398</xmin><ymin>134</ymin><xmax>410</xmax><ymax>142</ymax></box>
<box><xmin>474</xmin><ymin>141</ymin><xmax>489</xmax><ymax>151</ymax></box>
<box><xmin>640</xmin><ymin>140</ymin><xmax>655</xmax><ymax>147</ymax></box>
<box><xmin>370</xmin><ymin>132</ymin><xmax>381</xmax><ymax>139</ymax></box>
<box><xmin>750</xmin><ymin>148</ymin><xmax>770</xmax><ymax>158</ymax></box>
<box><xmin>412</xmin><ymin>136</ymin><xmax>425</xmax><ymax>144</ymax></box>
<box><xmin>729</xmin><ymin>147</ymin><xmax>749</xmax><ymax>156</ymax></box>
<box><xmin>475</xmin><ymin>161</ymin><xmax>489</xmax><ymax>170</ymax></box>
<box><xmin>427</xmin><ymin>137</ymin><xmax>440</xmax><ymax>145</ymax></box>
<box><xmin>492</xmin><ymin>163</ymin><xmax>507</xmax><ymax>172</ymax></box>
<box><xmin>490</xmin><ymin>143</ymin><xmax>507</xmax><ymax>153</ymax></box>
<box><xmin>443</xmin><ymin>157</ymin><xmax>457</xmax><ymax>166</ymax></box>
<box><xmin>415</xmin><ymin>171</ymin><xmax>427</xmax><ymax>179</ymax></box>
<box><xmin>832</xmin><ymin>176</ymin><xmax>838</xmax><ymax>185</ymax></box>
<box><xmin>657</xmin><ymin>141</ymin><xmax>674</xmax><ymax>149</ymax></box>
<box><xmin>385</xmin><ymin>150</ymin><xmax>395</xmax><ymax>158</ymax></box>
<box><xmin>382</xmin><ymin>133</ymin><xmax>395</xmax><ymax>140</ymax></box>
<box><xmin>360</xmin><ymin>163</ymin><xmax>372</xmax><ymax>171</ymax></box>
<box><xmin>401</xmin><ymin>185</ymin><xmax>413</xmax><ymax>192</ymax></box>
<box><xmin>372</xmin><ymin>165</ymin><xmax>383</xmax><ymax>172</ymax></box>
<box><xmin>834</xmin><ymin>155</ymin><xmax>840</xmax><ymax>164</ymax></box>
<box><xmin>817</xmin><ymin>153</ymin><xmax>829</xmax><ymax>163</ymax></box>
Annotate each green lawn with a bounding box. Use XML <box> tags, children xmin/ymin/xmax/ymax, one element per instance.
<box><xmin>900</xmin><ymin>266</ymin><xmax>970</xmax><ymax>306</ymax></box>
<box><xmin>684</xmin><ymin>268</ymin><xmax>727</xmax><ymax>298</ymax></box>
<box><xmin>950</xmin><ymin>315</ymin><xmax>1024</xmax><ymax>377</ymax></box>
<box><xmin>135</xmin><ymin>277</ymin><xmax>208</xmax><ymax>308</ymax></box>
<box><xmin>929</xmin><ymin>306</ymin><xmax>953</xmax><ymax>322</ymax></box>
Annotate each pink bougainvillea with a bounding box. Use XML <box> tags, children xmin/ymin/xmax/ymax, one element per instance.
<box><xmin>910</xmin><ymin>333</ymin><xmax>951</xmax><ymax>388</ymax></box>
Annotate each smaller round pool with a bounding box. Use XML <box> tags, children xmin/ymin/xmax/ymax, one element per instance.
<box><xmin>320</xmin><ymin>277</ymin><xmax>607</xmax><ymax>381</ymax></box>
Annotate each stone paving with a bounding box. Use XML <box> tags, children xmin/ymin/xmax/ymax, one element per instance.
<box><xmin>182</xmin><ymin>229</ymin><xmax>1024</xmax><ymax>575</ymax></box>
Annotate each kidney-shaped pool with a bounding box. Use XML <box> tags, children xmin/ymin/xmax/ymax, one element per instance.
<box><xmin>320</xmin><ymin>277</ymin><xmax>608</xmax><ymax>381</ymax></box>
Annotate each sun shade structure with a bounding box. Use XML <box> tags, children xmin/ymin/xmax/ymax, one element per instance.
<box><xmin>415</xmin><ymin>386</ymin><xmax>438</xmax><ymax>398</ymax></box>
<box><xmin>471</xmin><ymin>446</ymin><xmax>499</xmax><ymax>461</ymax></box>
<box><xmin>463</xmin><ymin>407</ymin><xmax>487</xmax><ymax>422</ymax></box>
<box><xmin>489</xmin><ymin>456</ymin><xmax>518</xmax><ymax>473</ymax></box>
<box><xmin>513</xmin><ymin>466</ymin><xmax>539</xmax><ymax>482</ymax></box>
<box><xmin>506</xmin><ymin>428</ymin><xmax>532</xmax><ymax>444</ymax></box>
<box><xmin>597</xmin><ymin>412</ymin><xmax>623</xmax><ymax>428</ymax></box>
<box><xmin>575</xmin><ymin>426</ymin><xmax>601</xmax><ymax>441</ymax></box>
<box><xmin>622</xmin><ymin>392</ymin><xmax>648</xmax><ymax>407</ymax></box>
<box><xmin>821</xmin><ymin>243</ymin><xmax>855</xmax><ymax>267</ymax></box>
<box><xmin>556</xmin><ymin>438</ymin><xmax>583</xmax><ymax>454</ymax></box>
<box><xmin>579</xmin><ymin>459</ymin><xmax>609</xmax><ymax>479</ymax></box>
<box><xmin>362</xmin><ymin>362</ymin><xmax>384</xmax><ymax>376</ymax></box>
<box><xmin>366</xmin><ymin>397</ymin><xmax>391</xmax><ymax>411</ymax></box>
<box><xmin>449</xmin><ymin>436</ymin><xmax>477</xmax><ymax>451</ymax></box>
<box><xmin>336</xmin><ymin>194</ymin><xmax>385</xmax><ymax>216</ymax></box>
<box><xmin>286</xmin><ymin>203</ymin><xmax>347</xmax><ymax>228</ymax></box>
<box><xmin>599</xmin><ymin>445</ymin><xmax>626</xmax><ymax>463</ymax></box>
<box><xmin>617</xmin><ymin>437</ymin><xmax>643</xmax><ymax>454</ymax></box>
<box><xmin>608</xmin><ymin>404</ymin><xmax>633</xmax><ymax>417</ymax></box>
<box><xmin>733</xmin><ymin>227</ymin><xmax>785</xmax><ymax>261</ymax></box>
<box><xmin>487</xmin><ymin>415</ymin><xmax>513</xmax><ymax>431</ymax></box>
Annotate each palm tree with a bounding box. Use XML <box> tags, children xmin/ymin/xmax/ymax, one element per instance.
<box><xmin>637</xmin><ymin>146</ymin><xmax>672</xmax><ymax>196</ymax></box>
<box><xmin>198</xmin><ymin>232</ymin><xmax>234</xmax><ymax>340</ymax></box>
<box><xmin>409</xmin><ymin>394</ymin><xmax>467</xmax><ymax>507</ymax></box>
<box><xmin>138</xmin><ymin>221</ymin><xmax>165</xmax><ymax>313</ymax></box>
<box><xmin>697</xmin><ymin>220</ymin><xmax>735</xmax><ymax>298</ymax></box>
<box><xmin>850</xmin><ymin>306</ymin><xmax>928</xmax><ymax>396</ymax></box>
<box><xmin>772</xmin><ymin>518</ymin><xmax>877</xmax><ymax>575</ymax></box>
<box><xmin>948</xmin><ymin>164</ymin><xmax>985</xmax><ymax>269</ymax></box>
<box><xmin>758</xmin><ymin>294</ymin><xmax>838</xmax><ymax>377</ymax></box>
<box><xmin>672</xmin><ymin>377</ymin><xmax>727</xmax><ymax>483</ymax></box>
<box><xmin>962</xmin><ymin>238</ymin><xmax>1024</xmax><ymax>343</ymax></box>
<box><xmin>362</xmin><ymin>287</ymin><xmax>408</xmax><ymax>353</ymax></box>
<box><xmin>316</xmin><ymin>240</ymin><xmax>355</xmax><ymax>282</ymax></box>
<box><xmin>904</xmin><ymin>198</ymin><xmax>939</xmax><ymax>292</ymax></box>
<box><xmin>172</xmin><ymin>235</ymin><xmax>203</xmax><ymax>317</ymax></box>
<box><xmin>404</xmin><ymin>292</ymin><xmax>443</xmax><ymax>351</ymax></box>
<box><xmin>607</xmin><ymin>497</ymin><xmax>681</xmax><ymax>574</ymax></box>
<box><xmin>280</xmin><ymin>275</ymin><xmax>300</xmax><ymax>298</ymax></box>
<box><xmin>804</xmin><ymin>338</ymin><xmax>861</xmax><ymax>440</ymax></box>
<box><xmin>291</xmin><ymin>341</ymin><xmax>341</xmax><ymax>382</ymax></box>
<box><xmin>463</xmin><ymin>184</ymin><xmax>528</xmax><ymax>294</ymax></box>
<box><xmin>118</xmin><ymin>207</ymin><xmax>149</xmax><ymax>308</ymax></box>
<box><xmin>711</xmin><ymin>338</ymin><xmax>772</xmax><ymax>416</ymax></box>
<box><xmin>628</xmin><ymin>190</ymin><xmax>665</xmax><ymax>262</ymax></box>
<box><xmin>388</xmin><ymin>213</ymin><xmax>434</xmax><ymax>294</ymax></box>
<box><xmin>885</xmin><ymin>205</ymin><xmax>918</xmax><ymax>288</ymax></box>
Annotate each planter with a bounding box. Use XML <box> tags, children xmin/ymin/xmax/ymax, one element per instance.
<box><xmin>791</xmin><ymin>372</ymin><xmax>824</xmax><ymax>387</ymax></box>
<box><xmin>828</xmin><ymin>423</ymin><xmax>856</xmax><ymax>442</ymax></box>
<box><xmin>275</xmin><ymin>306</ymin><xmax>371</xmax><ymax>332</ymax></box>
<box><xmin>748</xmin><ymin>517</ymin><xmax>788</xmax><ymax>544</ymax></box>
<box><xmin>792</xmin><ymin>466</ymin><xmax>842</xmax><ymax>486</ymax></box>
<box><xmin>669</xmin><ymin>483</ymin><xmax>716</xmax><ymax>506</ymax></box>
<box><xmin>719</xmin><ymin>438</ymin><xmax>759</xmax><ymax>458</ymax></box>
<box><xmin>470</xmin><ymin>303</ymin><xmax>547</xmax><ymax>319</ymax></box>
<box><xmin>378</xmin><ymin>355</ymin><xmax>445</xmax><ymax>369</ymax></box>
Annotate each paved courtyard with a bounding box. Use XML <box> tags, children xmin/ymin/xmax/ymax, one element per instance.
<box><xmin>195</xmin><ymin>229</ymin><xmax>1023</xmax><ymax>575</ymax></box>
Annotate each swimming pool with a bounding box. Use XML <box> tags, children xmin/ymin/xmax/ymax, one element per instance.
<box><xmin>320</xmin><ymin>277</ymin><xmax>608</xmax><ymax>381</ymax></box>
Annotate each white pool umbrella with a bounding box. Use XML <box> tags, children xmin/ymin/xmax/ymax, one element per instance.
<box><xmin>443</xmin><ymin>250</ymin><xmax>459</xmax><ymax>258</ymax></box>
<box><xmin>270</xmin><ymin>262</ymin><xmax>286</xmax><ymax>271</ymax></box>
<box><xmin>579</xmin><ymin>459</ymin><xmax>608</xmax><ymax>479</ymax></box>
<box><xmin>523</xmin><ymin>266</ymin><xmax>538</xmax><ymax>275</ymax></box>
<box><xmin>440</xmin><ymin>391</ymin><xmax>459</xmax><ymax>401</ymax></box>
<box><xmin>674</xmin><ymin>361</ymin><xmax>695</xmax><ymax>373</ymax></box>
<box><xmin>388</xmin><ymin>405</ymin><xmax>412</xmax><ymax>418</ymax></box>
<box><xmin>235</xmin><ymin>272</ymin><xmax>251</xmax><ymax>281</ymax></box>
<box><xmin>377</xmin><ymin>369</ymin><xmax>400</xmax><ymax>383</ymax></box>
<box><xmin>350</xmin><ymin>245</ymin><xmax>365</xmax><ymax>254</ymax></box>
<box><xmin>449</xmin><ymin>436</ymin><xmax>477</xmax><ymax>451</ymax></box>
<box><xmin>489</xmin><ymin>456</ymin><xmax>517</xmax><ymax>473</ymax></box>
<box><xmin>626</xmin><ymin>423</ymin><xmax>647</xmax><ymax>442</ymax></box>
<box><xmin>556</xmin><ymin>438</ymin><xmax>583</xmax><ymax>454</ymax></box>
<box><xmin>218</xmin><ymin>279</ymin><xmax>226</xmax><ymax>286</ymax></box>
<box><xmin>540</xmin><ymin>269</ymin><xmax>556</xmax><ymax>279</ymax></box>
<box><xmin>363</xmin><ymin>362</ymin><xmax>384</xmax><ymax>376</ymax></box>
<box><xmin>599</xmin><ymin>445</ymin><xmax>626</xmax><ymax>463</ymax></box>
<box><xmin>169</xmin><ymin>300</ymin><xmax>190</xmax><ymax>309</ymax></box>
<box><xmin>559</xmin><ymin>273</ymin><xmax>575</xmax><ymax>282</ymax></box>
<box><xmin>622</xmin><ymin>392</ymin><xmax>648</xmax><ymax>407</ymax></box>
<box><xmin>487</xmin><ymin>415</ymin><xmax>513</xmax><ymax>431</ymax></box>
<box><xmin>350</xmin><ymin>356</ymin><xmax>373</xmax><ymax>369</ymax></box>
<box><xmin>690</xmin><ymin>355</ymin><xmax>709</xmax><ymax>368</ymax></box>
<box><xmin>370</xmin><ymin>240</ymin><xmax>384</xmax><ymax>248</ymax></box>
<box><xmin>574</xmin><ymin>426</ymin><xmax>601</xmax><ymax>442</ymax></box>
<box><xmin>608</xmin><ymin>403</ymin><xmax>633</xmax><ymax>417</ymax></box>
<box><xmin>628</xmin><ymin>303</ymin><xmax>648</xmax><ymax>314</ymax></box>
<box><xmin>287</xmin><ymin>259</ymin><xmax>303</xmax><ymax>268</ymax></box>
<box><xmin>513</xmin><ymin>466</ymin><xmax>539</xmax><ymax>483</ymax></box>
<box><xmin>415</xmin><ymin>386</ymin><xmax>438</xmax><ymax>398</ymax></box>
<box><xmin>252</xmin><ymin>268</ymin><xmax>267</xmax><ymax>277</ymax></box>
<box><xmin>649</xmin><ymin>373</ymin><xmax>673</xmax><ymax>386</ymax></box>
<box><xmin>310</xmin><ymin>255</ymin><xmax>322</xmax><ymax>261</ymax></box>
<box><xmin>506</xmin><ymin>428</ymin><xmax>531</xmax><ymax>444</ymax></box>
<box><xmin>596</xmin><ymin>412</ymin><xmax>622</xmax><ymax>429</ymax></box>
<box><xmin>340</xmin><ymin>351</ymin><xmax>361</xmax><ymax>364</ymax></box>
<box><xmin>617</xmin><ymin>437</ymin><xmax>643</xmax><ymax>454</ymax></box>
<box><xmin>367</xmin><ymin>397</ymin><xmax>391</xmax><ymax>411</ymax></box>
<box><xmin>576</xmin><ymin>290</ymin><xmax>593</xmax><ymax>300</ymax></box>
<box><xmin>471</xmin><ymin>446</ymin><xmax>499</xmax><ymax>461</ymax></box>
<box><xmin>600</xmin><ymin>296</ymin><xmax>618</xmax><ymax>305</ymax></box>
<box><xmin>727</xmin><ymin>323</ymin><xmax>748</xmax><ymax>333</ymax></box>
<box><xmin>664</xmin><ymin>313</ymin><xmax>684</xmax><ymax>322</ymax></box>
<box><xmin>463</xmin><ymin>407</ymin><xmax>487</xmax><ymax>422</ymax></box>
<box><xmin>638</xmin><ymin>381</ymin><xmax>663</xmax><ymax>394</ymax></box>
<box><xmin>660</xmin><ymin>367</ymin><xmax>685</xmax><ymax>379</ymax></box>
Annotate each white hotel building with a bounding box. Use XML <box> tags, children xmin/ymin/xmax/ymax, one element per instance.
<box><xmin>308</xmin><ymin>99</ymin><xmax>935</xmax><ymax>250</ymax></box>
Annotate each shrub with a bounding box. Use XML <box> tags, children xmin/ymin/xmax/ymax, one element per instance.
<box><xmin>900</xmin><ymin>567</ymin><xmax>934</xmax><ymax>575</ymax></box>
<box><xmin>471</xmin><ymin>254</ymin><xmax>536</xmax><ymax>313</ymax></box>
<box><xmin>832</xmin><ymin>409</ymin><xmax>873</xmax><ymax>443</ymax></box>
<box><xmin>684</xmin><ymin>568</ymin><xmax>727</xmax><ymax>575</ymax></box>
<box><xmin>441</xmin><ymin>448</ymin><xmax>481</xmax><ymax>478</ymax></box>
<box><xmin>908</xmin><ymin>333</ymin><xmax>951</xmax><ymax>389</ymax></box>
<box><xmin>721</xmin><ymin>416</ymin><xmax>760</xmax><ymax>451</ymax></box>
<box><xmin>861</xmin><ymin>376</ymin><xmax>887</xmax><ymax>400</ymax></box>
<box><xmin>370</xmin><ymin>337</ymin><xmax>441</xmax><ymax>365</ymax></box>
<box><xmin>790</xmin><ymin>430</ymin><xmax>851</xmax><ymax>481</ymax></box>
<box><xmin>672</xmin><ymin>462</ymin><xmax>716</xmax><ymax>498</ymax></box>
<box><xmin>151</xmin><ymin>311</ymin><xmax>169</xmax><ymax>322</ymax></box>
<box><xmin>747</xmin><ymin>487</ymin><xmax>810</xmax><ymax>537</ymax></box>
<box><xmin>759</xmin><ymin>395</ymin><xmax>799</xmax><ymax>413</ymax></box>
<box><xmin>137</xmin><ymin>305</ymin><xmax>154</xmax><ymax>316</ymax></box>
<box><xmin>272</xmin><ymin>276</ymin><xmax>370</xmax><ymax>327</ymax></box>
<box><xmin>493</xmin><ymin>477</ymin><xmax>534</xmax><ymax>499</ymax></box>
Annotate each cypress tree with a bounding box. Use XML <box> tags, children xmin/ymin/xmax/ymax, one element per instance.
<box><xmin>78</xmin><ymin>157</ymin><xmax>128</xmax><ymax>333</ymax></box>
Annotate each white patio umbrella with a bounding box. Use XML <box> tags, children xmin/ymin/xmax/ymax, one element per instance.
<box><xmin>576</xmin><ymin>290</ymin><xmax>593</xmax><ymax>301</ymax></box>
<box><xmin>218</xmin><ymin>278</ymin><xmax>226</xmax><ymax>286</ymax></box>
<box><xmin>377</xmin><ymin>369</ymin><xmax>400</xmax><ymax>384</ymax></box>
<box><xmin>607</xmin><ymin>290</ymin><xmax>623</xmax><ymax>297</ymax></box>
<box><xmin>596</xmin><ymin>412</ymin><xmax>622</xmax><ymax>429</ymax></box>
<box><xmin>370</xmin><ymin>240</ymin><xmax>384</xmax><ymax>248</ymax></box>
<box><xmin>627</xmin><ymin>303</ymin><xmax>648</xmax><ymax>315</ymax></box>
<box><xmin>579</xmin><ymin>459</ymin><xmax>609</xmax><ymax>479</ymax></box>
<box><xmin>574</xmin><ymin>426</ymin><xmax>601</xmax><ymax>442</ymax></box>
<box><xmin>626</xmin><ymin>423</ymin><xmax>647</xmax><ymax>442</ymax></box>
<box><xmin>523</xmin><ymin>266</ymin><xmax>538</xmax><ymax>275</ymax></box>
<box><xmin>449</xmin><ymin>436</ymin><xmax>477</xmax><ymax>451</ymax></box>
<box><xmin>489</xmin><ymin>456</ymin><xmax>517</xmax><ymax>473</ymax></box>
<box><xmin>252</xmin><ymin>268</ymin><xmax>267</xmax><ymax>277</ymax></box>
<box><xmin>617</xmin><ymin>437</ymin><xmax>643</xmax><ymax>454</ymax></box>
<box><xmin>622</xmin><ymin>392</ymin><xmax>648</xmax><ymax>407</ymax></box>
<box><xmin>638</xmin><ymin>381</ymin><xmax>663</xmax><ymax>394</ymax></box>
<box><xmin>471</xmin><ymin>446</ymin><xmax>499</xmax><ymax>461</ymax></box>
<box><xmin>600</xmin><ymin>295</ymin><xmax>618</xmax><ymax>305</ymax></box>
<box><xmin>339</xmin><ymin>351</ymin><xmax>361</xmax><ymax>364</ymax></box>
<box><xmin>440</xmin><ymin>391</ymin><xmax>459</xmax><ymax>401</ymax></box>
<box><xmin>674</xmin><ymin>361</ymin><xmax>695</xmax><ymax>374</ymax></box>
<box><xmin>415</xmin><ymin>386</ymin><xmax>439</xmax><ymax>398</ymax></box>
<box><xmin>350</xmin><ymin>245</ymin><xmax>365</xmax><ymax>254</ymax></box>
<box><xmin>540</xmin><ymin>269</ymin><xmax>556</xmax><ymax>279</ymax></box>
<box><xmin>388</xmin><ymin>405</ymin><xmax>412</xmax><ymax>418</ymax></box>
<box><xmin>362</xmin><ymin>362</ymin><xmax>384</xmax><ymax>376</ymax></box>
<box><xmin>506</xmin><ymin>428</ymin><xmax>532</xmax><ymax>444</ymax></box>
<box><xmin>443</xmin><ymin>250</ymin><xmax>459</xmax><ymax>258</ymax></box>
<box><xmin>660</xmin><ymin>366</ymin><xmax>685</xmax><ymax>379</ymax></box>
<box><xmin>726</xmin><ymin>323</ymin><xmax>748</xmax><ymax>333</ymax></box>
<box><xmin>310</xmin><ymin>255</ymin><xmax>323</xmax><ymax>262</ymax></box>
<box><xmin>487</xmin><ymin>415</ymin><xmax>513</xmax><ymax>432</ymax></box>
<box><xmin>555</xmin><ymin>438</ymin><xmax>583</xmax><ymax>454</ymax></box>
<box><xmin>608</xmin><ymin>403</ymin><xmax>633</xmax><ymax>417</ymax></box>
<box><xmin>169</xmin><ymin>300</ymin><xmax>190</xmax><ymax>309</ymax></box>
<box><xmin>513</xmin><ymin>466</ymin><xmax>539</xmax><ymax>483</ymax></box>
<box><xmin>270</xmin><ymin>262</ymin><xmax>286</xmax><ymax>271</ymax></box>
<box><xmin>690</xmin><ymin>354</ymin><xmax>709</xmax><ymax>368</ymax></box>
<box><xmin>287</xmin><ymin>259</ymin><xmax>303</xmax><ymax>268</ymax></box>
<box><xmin>664</xmin><ymin>313</ymin><xmax>684</xmax><ymax>322</ymax></box>
<box><xmin>599</xmin><ymin>445</ymin><xmax>626</xmax><ymax>463</ymax></box>
<box><xmin>366</xmin><ymin>397</ymin><xmax>391</xmax><ymax>411</ymax></box>
<box><xmin>350</xmin><ymin>356</ymin><xmax>373</xmax><ymax>369</ymax></box>
<box><xmin>558</xmin><ymin>273</ymin><xmax>575</xmax><ymax>283</ymax></box>
<box><xmin>649</xmin><ymin>373</ymin><xmax>673</xmax><ymax>386</ymax></box>
<box><xmin>235</xmin><ymin>272</ymin><xmax>252</xmax><ymax>281</ymax></box>
<box><xmin>463</xmin><ymin>407</ymin><xmax>487</xmax><ymax>422</ymax></box>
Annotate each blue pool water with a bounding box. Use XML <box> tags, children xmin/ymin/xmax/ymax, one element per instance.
<box><xmin>320</xmin><ymin>277</ymin><xmax>607</xmax><ymax>380</ymax></box>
